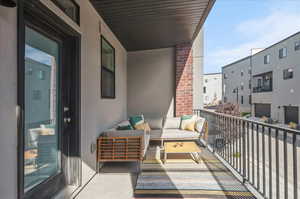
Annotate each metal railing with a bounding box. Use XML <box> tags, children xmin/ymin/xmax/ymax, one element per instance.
<box><xmin>193</xmin><ymin>109</ymin><xmax>300</xmax><ymax>199</ymax></box>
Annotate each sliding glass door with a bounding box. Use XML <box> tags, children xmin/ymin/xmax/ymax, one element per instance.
<box><xmin>24</xmin><ymin>26</ymin><xmax>61</xmax><ymax>192</ymax></box>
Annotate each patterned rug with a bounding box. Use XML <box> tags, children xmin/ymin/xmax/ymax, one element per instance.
<box><xmin>134</xmin><ymin>144</ymin><xmax>256</xmax><ymax>199</ymax></box>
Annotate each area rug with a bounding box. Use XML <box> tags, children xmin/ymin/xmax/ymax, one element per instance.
<box><xmin>134</xmin><ymin>145</ymin><xmax>255</xmax><ymax>199</ymax></box>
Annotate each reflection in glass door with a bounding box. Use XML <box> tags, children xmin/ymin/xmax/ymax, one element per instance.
<box><xmin>24</xmin><ymin>26</ymin><xmax>60</xmax><ymax>191</ymax></box>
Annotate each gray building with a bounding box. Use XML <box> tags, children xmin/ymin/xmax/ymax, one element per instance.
<box><xmin>222</xmin><ymin>56</ymin><xmax>252</xmax><ymax>113</ymax></box>
<box><xmin>222</xmin><ymin>31</ymin><xmax>300</xmax><ymax>124</ymax></box>
<box><xmin>251</xmin><ymin>32</ymin><xmax>300</xmax><ymax>124</ymax></box>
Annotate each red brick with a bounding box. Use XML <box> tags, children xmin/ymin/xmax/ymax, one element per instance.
<box><xmin>175</xmin><ymin>43</ymin><xmax>193</xmax><ymax>117</ymax></box>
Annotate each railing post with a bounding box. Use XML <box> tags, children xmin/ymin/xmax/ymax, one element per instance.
<box><xmin>242</xmin><ymin>120</ymin><xmax>246</xmax><ymax>183</ymax></box>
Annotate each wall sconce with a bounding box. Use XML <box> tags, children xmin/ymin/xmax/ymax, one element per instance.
<box><xmin>0</xmin><ymin>0</ymin><xmax>16</xmax><ymax>7</ymax></box>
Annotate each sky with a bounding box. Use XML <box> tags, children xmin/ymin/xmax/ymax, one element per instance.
<box><xmin>25</xmin><ymin>45</ymin><xmax>53</xmax><ymax>66</ymax></box>
<box><xmin>203</xmin><ymin>0</ymin><xmax>300</xmax><ymax>74</ymax></box>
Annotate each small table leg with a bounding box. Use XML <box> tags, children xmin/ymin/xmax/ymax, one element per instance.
<box><xmin>164</xmin><ymin>151</ymin><xmax>167</xmax><ymax>164</ymax></box>
<box><xmin>190</xmin><ymin>152</ymin><xmax>200</xmax><ymax>164</ymax></box>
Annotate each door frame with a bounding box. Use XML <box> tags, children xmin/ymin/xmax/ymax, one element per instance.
<box><xmin>17</xmin><ymin>1</ymin><xmax>81</xmax><ymax>198</ymax></box>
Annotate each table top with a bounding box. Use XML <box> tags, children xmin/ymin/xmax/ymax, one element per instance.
<box><xmin>164</xmin><ymin>142</ymin><xmax>201</xmax><ymax>153</ymax></box>
<box><xmin>24</xmin><ymin>149</ymin><xmax>37</xmax><ymax>160</ymax></box>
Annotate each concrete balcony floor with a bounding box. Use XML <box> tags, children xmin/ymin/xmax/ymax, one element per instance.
<box><xmin>74</xmin><ymin>142</ymin><xmax>255</xmax><ymax>199</ymax></box>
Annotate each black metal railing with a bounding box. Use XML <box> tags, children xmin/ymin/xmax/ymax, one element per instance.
<box><xmin>253</xmin><ymin>86</ymin><xmax>273</xmax><ymax>93</ymax></box>
<box><xmin>193</xmin><ymin>109</ymin><xmax>300</xmax><ymax>199</ymax></box>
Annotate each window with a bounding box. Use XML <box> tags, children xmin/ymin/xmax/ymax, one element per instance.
<box><xmin>38</xmin><ymin>70</ymin><xmax>46</xmax><ymax>80</ymax></box>
<box><xmin>283</xmin><ymin>68</ymin><xmax>293</xmax><ymax>80</ymax></box>
<box><xmin>224</xmin><ymin>96</ymin><xmax>227</xmax><ymax>103</ymax></box>
<box><xmin>241</xmin><ymin>96</ymin><xmax>244</xmax><ymax>104</ymax></box>
<box><xmin>241</xmin><ymin>82</ymin><xmax>244</xmax><ymax>90</ymax></box>
<box><xmin>248</xmin><ymin>68</ymin><xmax>252</xmax><ymax>74</ymax></box>
<box><xmin>224</xmin><ymin>73</ymin><xmax>227</xmax><ymax>79</ymax></box>
<box><xmin>249</xmin><ymin>95</ymin><xmax>252</xmax><ymax>105</ymax></box>
<box><xmin>264</xmin><ymin>54</ymin><xmax>270</xmax><ymax>64</ymax></box>
<box><xmin>279</xmin><ymin>47</ymin><xmax>287</xmax><ymax>59</ymax></box>
<box><xmin>205</xmin><ymin>79</ymin><xmax>208</xmax><ymax>83</ymax></box>
<box><xmin>241</xmin><ymin>70</ymin><xmax>244</xmax><ymax>76</ymax></box>
<box><xmin>203</xmin><ymin>86</ymin><xmax>206</xmax><ymax>94</ymax></box>
<box><xmin>51</xmin><ymin>0</ymin><xmax>79</xmax><ymax>24</ymax></box>
<box><xmin>295</xmin><ymin>41</ymin><xmax>300</xmax><ymax>51</ymax></box>
<box><xmin>101</xmin><ymin>36</ymin><xmax>115</xmax><ymax>98</ymax></box>
<box><xmin>249</xmin><ymin>80</ymin><xmax>252</xmax><ymax>89</ymax></box>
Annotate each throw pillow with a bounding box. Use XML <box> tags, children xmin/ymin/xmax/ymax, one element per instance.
<box><xmin>129</xmin><ymin>115</ymin><xmax>145</xmax><ymax>129</ymax></box>
<box><xmin>135</xmin><ymin>122</ymin><xmax>151</xmax><ymax>132</ymax></box>
<box><xmin>185</xmin><ymin>121</ymin><xmax>196</xmax><ymax>131</ymax></box>
<box><xmin>117</xmin><ymin>120</ymin><xmax>133</xmax><ymax>130</ymax></box>
<box><xmin>180</xmin><ymin>115</ymin><xmax>197</xmax><ymax>130</ymax></box>
<box><xmin>163</xmin><ymin>117</ymin><xmax>181</xmax><ymax>129</ymax></box>
<box><xmin>195</xmin><ymin>117</ymin><xmax>205</xmax><ymax>132</ymax></box>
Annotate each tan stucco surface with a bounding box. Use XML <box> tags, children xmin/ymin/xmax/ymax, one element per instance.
<box><xmin>0</xmin><ymin>6</ymin><xmax>18</xmax><ymax>199</ymax></box>
<box><xmin>128</xmin><ymin>48</ymin><xmax>175</xmax><ymax>117</ymax></box>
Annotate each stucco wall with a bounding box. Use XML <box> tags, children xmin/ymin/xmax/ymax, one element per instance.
<box><xmin>193</xmin><ymin>28</ymin><xmax>204</xmax><ymax>109</ymax></box>
<box><xmin>0</xmin><ymin>6</ymin><xmax>18</xmax><ymax>199</ymax></box>
<box><xmin>79</xmin><ymin>1</ymin><xmax>127</xmax><ymax>185</ymax></box>
<box><xmin>127</xmin><ymin>48</ymin><xmax>175</xmax><ymax>117</ymax></box>
<box><xmin>0</xmin><ymin>1</ymin><xmax>128</xmax><ymax>198</ymax></box>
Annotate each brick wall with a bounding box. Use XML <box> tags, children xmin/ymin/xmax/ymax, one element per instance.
<box><xmin>175</xmin><ymin>43</ymin><xmax>193</xmax><ymax>116</ymax></box>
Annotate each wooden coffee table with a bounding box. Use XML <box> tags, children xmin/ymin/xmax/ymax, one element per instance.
<box><xmin>163</xmin><ymin>141</ymin><xmax>201</xmax><ymax>164</ymax></box>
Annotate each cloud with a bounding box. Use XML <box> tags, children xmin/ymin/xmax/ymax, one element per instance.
<box><xmin>206</xmin><ymin>4</ymin><xmax>300</xmax><ymax>71</ymax></box>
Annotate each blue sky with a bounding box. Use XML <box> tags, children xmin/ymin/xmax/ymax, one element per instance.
<box><xmin>25</xmin><ymin>45</ymin><xmax>53</xmax><ymax>65</ymax></box>
<box><xmin>204</xmin><ymin>0</ymin><xmax>300</xmax><ymax>74</ymax></box>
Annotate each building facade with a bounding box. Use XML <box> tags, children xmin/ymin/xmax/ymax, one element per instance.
<box><xmin>203</xmin><ymin>73</ymin><xmax>222</xmax><ymax>106</ymax></box>
<box><xmin>222</xmin><ymin>57</ymin><xmax>252</xmax><ymax>113</ymax></box>
<box><xmin>251</xmin><ymin>32</ymin><xmax>300</xmax><ymax>124</ymax></box>
<box><xmin>222</xmin><ymin>32</ymin><xmax>300</xmax><ymax>124</ymax></box>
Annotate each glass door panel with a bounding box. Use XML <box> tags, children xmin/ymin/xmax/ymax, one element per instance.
<box><xmin>24</xmin><ymin>26</ymin><xmax>60</xmax><ymax>192</ymax></box>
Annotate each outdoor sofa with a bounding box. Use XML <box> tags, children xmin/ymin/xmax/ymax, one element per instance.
<box><xmin>96</xmin><ymin>115</ymin><xmax>208</xmax><ymax>166</ymax></box>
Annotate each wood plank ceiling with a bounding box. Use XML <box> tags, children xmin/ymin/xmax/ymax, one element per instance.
<box><xmin>90</xmin><ymin>0</ymin><xmax>215</xmax><ymax>51</ymax></box>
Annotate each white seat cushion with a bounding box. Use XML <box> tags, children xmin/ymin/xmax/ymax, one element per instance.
<box><xmin>150</xmin><ymin>129</ymin><xmax>199</xmax><ymax>140</ymax></box>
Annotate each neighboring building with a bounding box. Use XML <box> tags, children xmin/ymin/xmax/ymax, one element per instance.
<box><xmin>222</xmin><ymin>31</ymin><xmax>300</xmax><ymax>124</ymax></box>
<box><xmin>222</xmin><ymin>56</ymin><xmax>252</xmax><ymax>113</ymax></box>
<box><xmin>203</xmin><ymin>73</ymin><xmax>222</xmax><ymax>106</ymax></box>
<box><xmin>251</xmin><ymin>32</ymin><xmax>300</xmax><ymax>124</ymax></box>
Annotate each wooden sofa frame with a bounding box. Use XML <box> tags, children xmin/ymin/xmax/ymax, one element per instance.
<box><xmin>97</xmin><ymin>136</ymin><xmax>143</xmax><ymax>161</ymax></box>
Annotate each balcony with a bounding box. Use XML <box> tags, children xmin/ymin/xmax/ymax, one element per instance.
<box><xmin>195</xmin><ymin>109</ymin><xmax>300</xmax><ymax>199</ymax></box>
<box><xmin>252</xmin><ymin>72</ymin><xmax>273</xmax><ymax>93</ymax></box>
<box><xmin>253</xmin><ymin>86</ymin><xmax>273</xmax><ymax>93</ymax></box>
<box><xmin>71</xmin><ymin>109</ymin><xmax>300</xmax><ymax>199</ymax></box>
<box><xmin>76</xmin><ymin>140</ymin><xmax>256</xmax><ymax>199</ymax></box>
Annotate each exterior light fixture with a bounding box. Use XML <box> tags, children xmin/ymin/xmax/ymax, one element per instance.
<box><xmin>0</xmin><ymin>0</ymin><xmax>16</xmax><ymax>7</ymax></box>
